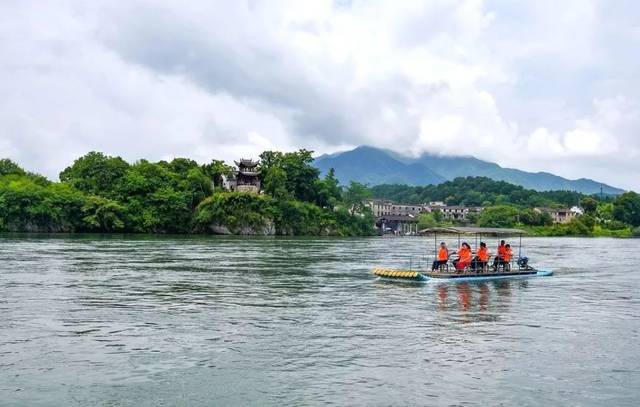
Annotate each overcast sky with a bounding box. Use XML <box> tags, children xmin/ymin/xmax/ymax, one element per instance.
<box><xmin>1</xmin><ymin>1</ymin><xmax>639</xmax><ymax>190</ymax></box>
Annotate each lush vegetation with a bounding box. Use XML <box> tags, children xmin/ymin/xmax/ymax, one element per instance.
<box><xmin>369</xmin><ymin>177</ymin><xmax>639</xmax><ymax>237</ymax></box>
<box><xmin>0</xmin><ymin>152</ymin><xmax>375</xmax><ymax>236</ymax></box>
<box><xmin>2</xmin><ymin>153</ymin><xmax>638</xmax><ymax>237</ymax></box>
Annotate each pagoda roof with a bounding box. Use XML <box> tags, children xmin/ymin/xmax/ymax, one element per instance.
<box><xmin>238</xmin><ymin>170</ymin><xmax>260</xmax><ymax>176</ymax></box>
<box><xmin>235</xmin><ymin>158</ymin><xmax>260</xmax><ymax>167</ymax></box>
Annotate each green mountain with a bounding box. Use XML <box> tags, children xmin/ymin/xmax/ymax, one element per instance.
<box><xmin>314</xmin><ymin>146</ymin><xmax>624</xmax><ymax>195</ymax></box>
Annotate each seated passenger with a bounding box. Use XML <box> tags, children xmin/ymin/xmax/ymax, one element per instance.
<box><xmin>494</xmin><ymin>243</ymin><xmax>513</xmax><ymax>271</ymax></box>
<box><xmin>453</xmin><ymin>242</ymin><xmax>472</xmax><ymax>271</ymax></box>
<box><xmin>503</xmin><ymin>244</ymin><xmax>513</xmax><ymax>269</ymax></box>
<box><xmin>431</xmin><ymin>242</ymin><xmax>449</xmax><ymax>271</ymax></box>
<box><xmin>492</xmin><ymin>240</ymin><xmax>507</xmax><ymax>270</ymax></box>
<box><xmin>472</xmin><ymin>242</ymin><xmax>490</xmax><ymax>271</ymax></box>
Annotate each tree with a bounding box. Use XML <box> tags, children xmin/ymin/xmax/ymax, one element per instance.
<box><xmin>478</xmin><ymin>205</ymin><xmax>519</xmax><ymax>228</ymax></box>
<box><xmin>81</xmin><ymin>196</ymin><xmax>125</xmax><ymax>231</ymax></box>
<box><xmin>613</xmin><ymin>191</ymin><xmax>640</xmax><ymax>226</ymax></box>
<box><xmin>259</xmin><ymin>149</ymin><xmax>321</xmax><ymax>203</ymax></box>
<box><xmin>313</xmin><ymin>168</ymin><xmax>342</xmax><ymax>208</ymax></box>
<box><xmin>417</xmin><ymin>212</ymin><xmax>437</xmax><ymax>229</ymax></box>
<box><xmin>596</xmin><ymin>202</ymin><xmax>614</xmax><ymax>221</ymax></box>
<box><xmin>580</xmin><ymin>197</ymin><xmax>598</xmax><ymax>214</ymax></box>
<box><xmin>0</xmin><ymin>159</ymin><xmax>26</xmax><ymax>176</ymax></box>
<box><xmin>59</xmin><ymin>152</ymin><xmax>129</xmax><ymax>196</ymax></box>
<box><xmin>202</xmin><ymin>159</ymin><xmax>234</xmax><ymax>189</ymax></box>
<box><xmin>263</xmin><ymin>166</ymin><xmax>290</xmax><ymax>200</ymax></box>
<box><xmin>343</xmin><ymin>181</ymin><xmax>372</xmax><ymax>213</ymax></box>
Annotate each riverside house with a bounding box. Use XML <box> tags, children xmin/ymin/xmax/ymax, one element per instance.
<box><xmin>533</xmin><ymin>207</ymin><xmax>581</xmax><ymax>223</ymax></box>
<box><xmin>365</xmin><ymin>200</ymin><xmax>485</xmax><ymax>234</ymax></box>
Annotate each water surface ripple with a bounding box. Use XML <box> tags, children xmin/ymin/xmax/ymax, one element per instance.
<box><xmin>1</xmin><ymin>235</ymin><xmax>639</xmax><ymax>406</ymax></box>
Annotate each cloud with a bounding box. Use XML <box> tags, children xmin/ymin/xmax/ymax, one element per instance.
<box><xmin>0</xmin><ymin>0</ymin><xmax>639</xmax><ymax>190</ymax></box>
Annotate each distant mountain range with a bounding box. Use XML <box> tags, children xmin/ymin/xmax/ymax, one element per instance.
<box><xmin>314</xmin><ymin>146</ymin><xmax>625</xmax><ymax>195</ymax></box>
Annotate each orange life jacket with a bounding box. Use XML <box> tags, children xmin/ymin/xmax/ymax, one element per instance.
<box><xmin>503</xmin><ymin>248</ymin><xmax>513</xmax><ymax>262</ymax></box>
<box><xmin>497</xmin><ymin>244</ymin><xmax>506</xmax><ymax>257</ymax></box>
<box><xmin>458</xmin><ymin>247</ymin><xmax>472</xmax><ymax>263</ymax></box>
<box><xmin>437</xmin><ymin>247</ymin><xmax>449</xmax><ymax>261</ymax></box>
<box><xmin>477</xmin><ymin>247</ymin><xmax>489</xmax><ymax>262</ymax></box>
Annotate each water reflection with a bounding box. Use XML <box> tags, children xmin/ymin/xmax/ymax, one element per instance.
<box><xmin>435</xmin><ymin>280</ymin><xmax>529</xmax><ymax>312</ymax></box>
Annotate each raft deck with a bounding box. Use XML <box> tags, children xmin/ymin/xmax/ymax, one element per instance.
<box><xmin>425</xmin><ymin>269</ymin><xmax>539</xmax><ymax>279</ymax></box>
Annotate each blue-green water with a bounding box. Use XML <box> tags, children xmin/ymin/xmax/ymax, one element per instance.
<box><xmin>1</xmin><ymin>236</ymin><xmax>639</xmax><ymax>406</ymax></box>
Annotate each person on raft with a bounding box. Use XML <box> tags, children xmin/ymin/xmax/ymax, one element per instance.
<box><xmin>492</xmin><ymin>240</ymin><xmax>506</xmax><ymax>270</ymax></box>
<box><xmin>431</xmin><ymin>242</ymin><xmax>449</xmax><ymax>271</ymax></box>
<box><xmin>471</xmin><ymin>242</ymin><xmax>490</xmax><ymax>271</ymax></box>
<box><xmin>493</xmin><ymin>242</ymin><xmax>513</xmax><ymax>270</ymax></box>
<box><xmin>453</xmin><ymin>242</ymin><xmax>472</xmax><ymax>271</ymax></box>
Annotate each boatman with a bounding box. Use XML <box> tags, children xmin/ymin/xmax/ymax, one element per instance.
<box><xmin>472</xmin><ymin>242</ymin><xmax>490</xmax><ymax>271</ymax></box>
<box><xmin>492</xmin><ymin>240</ymin><xmax>507</xmax><ymax>270</ymax></box>
<box><xmin>431</xmin><ymin>242</ymin><xmax>449</xmax><ymax>271</ymax></box>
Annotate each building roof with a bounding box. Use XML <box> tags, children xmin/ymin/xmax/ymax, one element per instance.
<box><xmin>238</xmin><ymin>170</ymin><xmax>260</xmax><ymax>176</ymax></box>
<box><xmin>418</xmin><ymin>226</ymin><xmax>526</xmax><ymax>236</ymax></box>
<box><xmin>377</xmin><ymin>214</ymin><xmax>418</xmax><ymax>222</ymax></box>
<box><xmin>235</xmin><ymin>158</ymin><xmax>260</xmax><ymax>167</ymax></box>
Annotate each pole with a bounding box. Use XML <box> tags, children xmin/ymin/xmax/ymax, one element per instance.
<box><xmin>518</xmin><ymin>233</ymin><xmax>522</xmax><ymax>258</ymax></box>
<box><xmin>434</xmin><ymin>233</ymin><xmax>437</xmax><ymax>258</ymax></box>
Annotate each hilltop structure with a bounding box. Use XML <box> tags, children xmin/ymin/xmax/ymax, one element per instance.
<box><xmin>224</xmin><ymin>159</ymin><xmax>261</xmax><ymax>193</ymax></box>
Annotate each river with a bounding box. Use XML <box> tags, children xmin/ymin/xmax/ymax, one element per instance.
<box><xmin>1</xmin><ymin>235</ymin><xmax>639</xmax><ymax>406</ymax></box>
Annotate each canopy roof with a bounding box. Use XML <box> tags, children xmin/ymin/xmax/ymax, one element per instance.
<box><xmin>418</xmin><ymin>226</ymin><xmax>526</xmax><ymax>236</ymax></box>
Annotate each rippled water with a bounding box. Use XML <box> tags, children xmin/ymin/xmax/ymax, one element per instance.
<box><xmin>1</xmin><ymin>235</ymin><xmax>639</xmax><ymax>406</ymax></box>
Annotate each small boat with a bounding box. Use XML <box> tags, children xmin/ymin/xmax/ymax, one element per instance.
<box><xmin>372</xmin><ymin>227</ymin><xmax>553</xmax><ymax>283</ymax></box>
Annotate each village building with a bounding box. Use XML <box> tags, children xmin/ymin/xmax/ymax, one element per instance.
<box><xmin>366</xmin><ymin>199</ymin><xmax>485</xmax><ymax>233</ymax></box>
<box><xmin>534</xmin><ymin>207</ymin><xmax>579</xmax><ymax>224</ymax></box>
<box><xmin>226</xmin><ymin>158</ymin><xmax>261</xmax><ymax>193</ymax></box>
<box><xmin>365</xmin><ymin>200</ymin><xmax>428</xmax><ymax>217</ymax></box>
<box><xmin>436</xmin><ymin>205</ymin><xmax>484</xmax><ymax>221</ymax></box>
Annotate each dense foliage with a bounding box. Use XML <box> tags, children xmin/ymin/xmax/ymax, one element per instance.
<box><xmin>0</xmin><ymin>152</ymin><xmax>375</xmax><ymax>236</ymax></box>
<box><xmin>370</xmin><ymin>177</ymin><xmax>589</xmax><ymax>207</ymax></box>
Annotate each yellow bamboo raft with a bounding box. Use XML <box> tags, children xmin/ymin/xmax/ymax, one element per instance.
<box><xmin>372</xmin><ymin>267</ymin><xmax>425</xmax><ymax>280</ymax></box>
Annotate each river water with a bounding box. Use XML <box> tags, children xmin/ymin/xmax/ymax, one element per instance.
<box><xmin>1</xmin><ymin>235</ymin><xmax>639</xmax><ymax>406</ymax></box>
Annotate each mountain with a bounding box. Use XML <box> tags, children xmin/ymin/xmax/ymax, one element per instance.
<box><xmin>314</xmin><ymin>146</ymin><xmax>625</xmax><ymax>195</ymax></box>
<box><xmin>315</xmin><ymin>146</ymin><xmax>445</xmax><ymax>186</ymax></box>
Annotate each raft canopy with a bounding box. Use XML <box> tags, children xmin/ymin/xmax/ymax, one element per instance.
<box><xmin>418</xmin><ymin>226</ymin><xmax>526</xmax><ymax>236</ymax></box>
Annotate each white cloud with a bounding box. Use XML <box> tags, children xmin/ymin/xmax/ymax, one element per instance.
<box><xmin>0</xmin><ymin>0</ymin><xmax>639</xmax><ymax>190</ymax></box>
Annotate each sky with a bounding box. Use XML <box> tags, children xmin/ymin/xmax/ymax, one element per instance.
<box><xmin>1</xmin><ymin>0</ymin><xmax>639</xmax><ymax>190</ymax></box>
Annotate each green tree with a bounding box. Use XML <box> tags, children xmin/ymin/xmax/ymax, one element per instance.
<box><xmin>478</xmin><ymin>205</ymin><xmax>519</xmax><ymax>228</ymax></box>
<box><xmin>259</xmin><ymin>149</ymin><xmax>321</xmax><ymax>203</ymax></box>
<box><xmin>313</xmin><ymin>168</ymin><xmax>342</xmax><ymax>208</ymax></box>
<box><xmin>343</xmin><ymin>181</ymin><xmax>372</xmax><ymax>213</ymax></box>
<box><xmin>263</xmin><ymin>166</ymin><xmax>290</xmax><ymax>200</ymax></box>
<box><xmin>580</xmin><ymin>197</ymin><xmax>598</xmax><ymax>214</ymax></box>
<box><xmin>81</xmin><ymin>196</ymin><xmax>125</xmax><ymax>231</ymax></box>
<box><xmin>0</xmin><ymin>159</ymin><xmax>26</xmax><ymax>176</ymax></box>
<box><xmin>59</xmin><ymin>152</ymin><xmax>129</xmax><ymax>197</ymax></box>
<box><xmin>202</xmin><ymin>159</ymin><xmax>234</xmax><ymax>189</ymax></box>
<box><xmin>613</xmin><ymin>191</ymin><xmax>640</xmax><ymax>226</ymax></box>
<box><xmin>417</xmin><ymin>212</ymin><xmax>437</xmax><ymax>229</ymax></box>
<box><xmin>596</xmin><ymin>202</ymin><xmax>614</xmax><ymax>221</ymax></box>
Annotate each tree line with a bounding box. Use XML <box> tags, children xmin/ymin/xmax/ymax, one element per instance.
<box><xmin>0</xmin><ymin>152</ymin><xmax>374</xmax><ymax>235</ymax></box>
